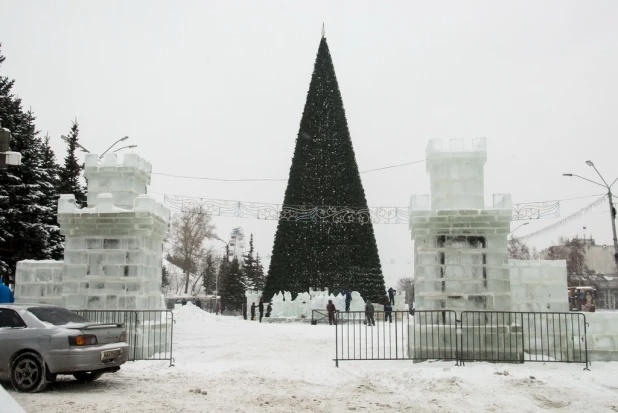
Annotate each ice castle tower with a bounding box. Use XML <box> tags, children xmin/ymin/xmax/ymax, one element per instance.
<box><xmin>15</xmin><ymin>153</ymin><xmax>170</xmax><ymax>310</ymax></box>
<box><xmin>409</xmin><ymin>138</ymin><xmax>513</xmax><ymax>312</ymax></box>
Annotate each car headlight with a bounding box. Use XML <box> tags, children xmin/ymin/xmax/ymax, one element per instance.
<box><xmin>68</xmin><ymin>335</ymin><xmax>98</xmax><ymax>346</ymax></box>
<box><xmin>119</xmin><ymin>332</ymin><xmax>127</xmax><ymax>342</ymax></box>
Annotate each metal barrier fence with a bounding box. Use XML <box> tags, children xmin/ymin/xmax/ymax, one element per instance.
<box><xmin>74</xmin><ymin>310</ymin><xmax>175</xmax><ymax>367</ymax></box>
<box><xmin>333</xmin><ymin>310</ymin><xmax>589</xmax><ymax>369</ymax></box>
<box><xmin>459</xmin><ymin>311</ymin><xmax>588</xmax><ymax>367</ymax></box>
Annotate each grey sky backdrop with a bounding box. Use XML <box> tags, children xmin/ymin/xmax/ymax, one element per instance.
<box><xmin>1</xmin><ymin>1</ymin><xmax>617</xmax><ymax>288</ymax></box>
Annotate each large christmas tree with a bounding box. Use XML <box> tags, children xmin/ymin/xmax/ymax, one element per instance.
<box><xmin>263</xmin><ymin>37</ymin><xmax>385</xmax><ymax>303</ymax></box>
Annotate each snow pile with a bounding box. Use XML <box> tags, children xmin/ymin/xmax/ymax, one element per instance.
<box><xmin>9</xmin><ymin>307</ymin><xmax>618</xmax><ymax>413</ymax></box>
<box><xmin>173</xmin><ymin>302</ymin><xmax>220</xmax><ymax>324</ymax></box>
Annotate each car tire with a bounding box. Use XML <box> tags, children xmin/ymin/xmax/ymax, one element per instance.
<box><xmin>10</xmin><ymin>352</ymin><xmax>48</xmax><ymax>393</ymax></box>
<box><xmin>73</xmin><ymin>371</ymin><xmax>104</xmax><ymax>382</ymax></box>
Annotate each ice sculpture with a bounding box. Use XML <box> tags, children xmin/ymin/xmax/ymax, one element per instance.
<box><xmin>409</xmin><ymin>138</ymin><xmax>568</xmax><ymax>313</ymax></box>
<box><xmin>15</xmin><ymin>153</ymin><xmax>170</xmax><ymax>310</ymax></box>
<box><xmin>246</xmin><ymin>288</ymin><xmax>396</xmax><ymax>320</ymax></box>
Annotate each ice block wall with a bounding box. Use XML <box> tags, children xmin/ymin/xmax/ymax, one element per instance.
<box><xmin>426</xmin><ymin>138</ymin><xmax>487</xmax><ymax>210</ymax></box>
<box><xmin>14</xmin><ymin>261</ymin><xmax>64</xmax><ymax>306</ymax></box>
<box><xmin>410</xmin><ymin>139</ymin><xmax>512</xmax><ymax>313</ymax></box>
<box><xmin>509</xmin><ymin>260</ymin><xmax>568</xmax><ymax>312</ymax></box>
<box><xmin>15</xmin><ymin>153</ymin><xmax>170</xmax><ymax>310</ymax></box>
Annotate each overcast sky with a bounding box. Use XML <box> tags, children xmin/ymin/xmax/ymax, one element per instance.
<box><xmin>1</xmin><ymin>1</ymin><xmax>617</xmax><ymax>287</ymax></box>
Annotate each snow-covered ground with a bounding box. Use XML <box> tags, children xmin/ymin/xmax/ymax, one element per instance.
<box><xmin>4</xmin><ymin>304</ymin><xmax>618</xmax><ymax>413</ymax></box>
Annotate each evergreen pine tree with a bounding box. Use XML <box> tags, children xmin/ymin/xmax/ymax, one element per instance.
<box><xmin>40</xmin><ymin>134</ymin><xmax>64</xmax><ymax>260</ymax></box>
<box><xmin>242</xmin><ymin>234</ymin><xmax>257</xmax><ymax>290</ymax></box>
<box><xmin>0</xmin><ymin>45</ymin><xmax>65</xmax><ymax>285</ymax></box>
<box><xmin>254</xmin><ymin>253</ymin><xmax>266</xmax><ymax>292</ymax></box>
<box><xmin>220</xmin><ymin>256</ymin><xmax>246</xmax><ymax>311</ymax></box>
<box><xmin>58</xmin><ymin>121</ymin><xmax>86</xmax><ymax>207</ymax></box>
<box><xmin>263</xmin><ymin>37</ymin><xmax>386</xmax><ymax>303</ymax></box>
<box><xmin>217</xmin><ymin>248</ymin><xmax>231</xmax><ymax>307</ymax></box>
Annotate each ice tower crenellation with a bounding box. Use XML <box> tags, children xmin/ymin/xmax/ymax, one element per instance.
<box><xmin>15</xmin><ymin>153</ymin><xmax>169</xmax><ymax>310</ymax></box>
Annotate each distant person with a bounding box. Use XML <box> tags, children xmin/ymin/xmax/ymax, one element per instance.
<box><xmin>345</xmin><ymin>289</ymin><xmax>352</xmax><ymax>312</ymax></box>
<box><xmin>365</xmin><ymin>302</ymin><xmax>375</xmax><ymax>326</ymax></box>
<box><xmin>326</xmin><ymin>299</ymin><xmax>337</xmax><ymax>325</ymax></box>
<box><xmin>266</xmin><ymin>302</ymin><xmax>272</xmax><ymax>318</ymax></box>
<box><xmin>384</xmin><ymin>302</ymin><xmax>393</xmax><ymax>323</ymax></box>
<box><xmin>250</xmin><ymin>302</ymin><xmax>256</xmax><ymax>321</ymax></box>
<box><xmin>0</xmin><ymin>282</ymin><xmax>14</xmax><ymax>304</ymax></box>
<box><xmin>195</xmin><ymin>298</ymin><xmax>203</xmax><ymax>309</ymax></box>
<box><xmin>388</xmin><ymin>287</ymin><xmax>396</xmax><ymax>306</ymax></box>
<box><xmin>181</xmin><ymin>298</ymin><xmax>187</xmax><ymax>306</ymax></box>
<box><xmin>216</xmin><ymin>302</ymin><xmax>221</xmax><ymax>315</ymax></box>
<box><xmin>258</xmin><ymin>297</ymin><xmax>265</xmax><ymax>323</ymax></box>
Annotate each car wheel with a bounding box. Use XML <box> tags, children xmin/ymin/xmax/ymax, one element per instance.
<box><xmin>73</xmin><ymin>371</ymin><xmax>104</xmax><ymax>382</ymax></box>
<box><xmin>10</xmin><ymin>352</ymin><xmax>48</xmax><ymax>393</ymax></box>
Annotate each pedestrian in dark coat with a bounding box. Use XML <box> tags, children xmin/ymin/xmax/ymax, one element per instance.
<box><xmin>266</xmin><ymin>302</ymin><xmax>272</xmax><ymax>317</ymax></box>
<box><xmin>388</xmin><ymin>287</ymin><xmax>396</xmax><ymax>305</ymax></box>
<box><xmin>258</xmin><ymin>297</ymin><xmax>265</xmax><ymax>323</ymax></box>
<box><xmin>365</xmin><ymin>302</ymin><xmax>375</xmax><ymax>326</ymax></box>
<box><xmin>195</xmin><ymin>298</ymin><xmax>203</xmax><ymax>309</ymax></box>
<box><xmin>326</xmin><ymin>299</ymin><xmax>337</xmax><ymax>325</ymax></box>
<box><xmin>181</xmin><ymin>298</ymin><xmax>187</xmax><ymax>306</ymax></box>
<box><xmin>250</xmin><ymin>302</ymin><xmax>256</xmax><ymax>320</ymax></box>
<box><xmin>384</xmin><ymin>303</ymin><xmax>393</xmax><ymax>323</ymax></box>
<box><xmin>345</xmin><ymin>289</ymin><xmax>352</xmax><ymax>312</ymax></box>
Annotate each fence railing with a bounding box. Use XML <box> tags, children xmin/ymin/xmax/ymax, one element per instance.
<box><xmin>333</xmin><ymin>310</ymin><xmax>589</xmax><ymax>369</ymax></box>
<box><xmin>459</xmin><ymin>311</ymin><xmax>588</xmax><ymax>366</ymax></box>
<box><xmin>74</xmin><ymin>309</ymin><xmax>175</xmax><ymax>367</ymax></box>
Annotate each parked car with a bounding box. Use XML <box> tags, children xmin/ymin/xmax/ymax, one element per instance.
<box><xmin>0</xmin><ymin>304</ymin><xmax>129</xmax><ymax>392</ymax></box>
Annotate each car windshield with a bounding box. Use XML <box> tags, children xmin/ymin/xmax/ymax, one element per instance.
<box><xmin>28</xmin><ymin>307</ymin><xmax>90</xmax><ymax>326</ymax></box>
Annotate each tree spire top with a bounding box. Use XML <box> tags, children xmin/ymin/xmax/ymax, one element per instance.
<box><xmin>321</xmin><ymin>22</ymin><xmax>325</xmax><ymax>38</ymax></box>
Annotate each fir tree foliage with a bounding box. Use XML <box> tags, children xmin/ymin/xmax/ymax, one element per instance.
<box><xmin>220</xmin><ymin>254</ymin><xmax>246</xmax><ymax>311</ymax></box>
<box><xmin>254</xmin><ymin>253</ymin><xmax>266</xmax><ymax>291</ymax></box>
<box><xmin>201</xmin><ymin>251</ymin><xmax>218</xmax><ymax>294</ymax></box>
<box><xmin>40</xmin><ymin>134</ymin><xmax>64</xmax><ymax>260</ymax></box>
<box><xmin>263</xmin><ymin>37</ymin><xmax>385</xmax><ymax>303</ymax></box>
<box><xmin>0</xmin><ymin>44</ymin><xmax>64</xmax><ymax>284</ymax></box>
<box><xmin>58</xmin><ymin>121</ymin><xmax>86</xmax><ymax>207</ymax></box>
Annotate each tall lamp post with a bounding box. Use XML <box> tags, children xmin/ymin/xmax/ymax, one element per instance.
<box><xmin>60</xmin><ymin>135</ymin><xmax>132</xmax><ymax>158</ymax></box>
<box><xmin>564</xmin><ymin>160</ymin><xmax>618</xmax><ymax>273</ymax></box>
<box><xmin>113</xmin><ymin>144</ymin><xmax>138</xmax><ymax>153</ymax></box>
<box><xmin>60</xmin><ymin>135</ymin><xmax>91</xmax><ymax>153</ymax></box>
<box><xmin>0</xmin><ymin>125</ymin><xmax>22</xmax><ymax>286</ymax></box>
<box><xmin>0</xmin><ymin>125</ymin><xmax>22</xmax><ymax>169</ymax></box>
<box><xmin>214</xmin><ymin>237</ymin><xmax>230</xmax><ymax>315</ymax></box>
<box><xmin>99</xmin><ymin>136</ymin><xmax>129</xmax><ymax>158</ymax></box>
<box><xmin>509</xmin><ymin>222</ymin><xmax>529</xmax><ymax>236</ymax></box>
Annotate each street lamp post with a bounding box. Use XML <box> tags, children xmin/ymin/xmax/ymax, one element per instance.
<box><xmin>214</xmin><ymin>237</ymin><xmax>230</xmax><ymax>315</ymax></box>
<box><xmin>60</xmin><ymin>135</ymin><xmax>91</xmax><ymax>153</ymax></box>
<box><xmin>0</xmin><ymin>125</ymin><xmax>22</xmax><ymax>169</ymax></box>
<box><xmin>509</xmin><ymin>222</ymin><xmax>529</xmax><ymax>236</ymax></box>
<box><xmin>113</xmin><ymin>145</ymin><xmax>138</xmax><ymax>153</ymax></box>
<box><xmin>99</xmin><ymin>136</ymin><xmax>129</xmax><ymax>158</ymax></box>
<box><xmin>564</xmin><ymin>160</ymin><xmax>618</xmax><ymax>273</ymax></box>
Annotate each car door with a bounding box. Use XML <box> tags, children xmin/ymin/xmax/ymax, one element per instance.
<box><xmin>0</xmin><ymin>308</ymin><xmax>30</xmax><ymax>377</ymax></box>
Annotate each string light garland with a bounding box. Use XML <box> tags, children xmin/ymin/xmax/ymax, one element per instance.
<box><xmin>164</xmin><ymin>194</ymin><xmax>564</xmax><ymax>224</ymax></box>
<box><xmin>518</xmin><ymin>195</ymin><xmax>607</xmax><ymax>241</ymax></box>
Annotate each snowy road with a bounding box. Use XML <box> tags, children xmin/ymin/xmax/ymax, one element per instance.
<box><xmin>4</xmin><ymin>305</ymin><xmax>618</xmax><ymax>413</ymax></box>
